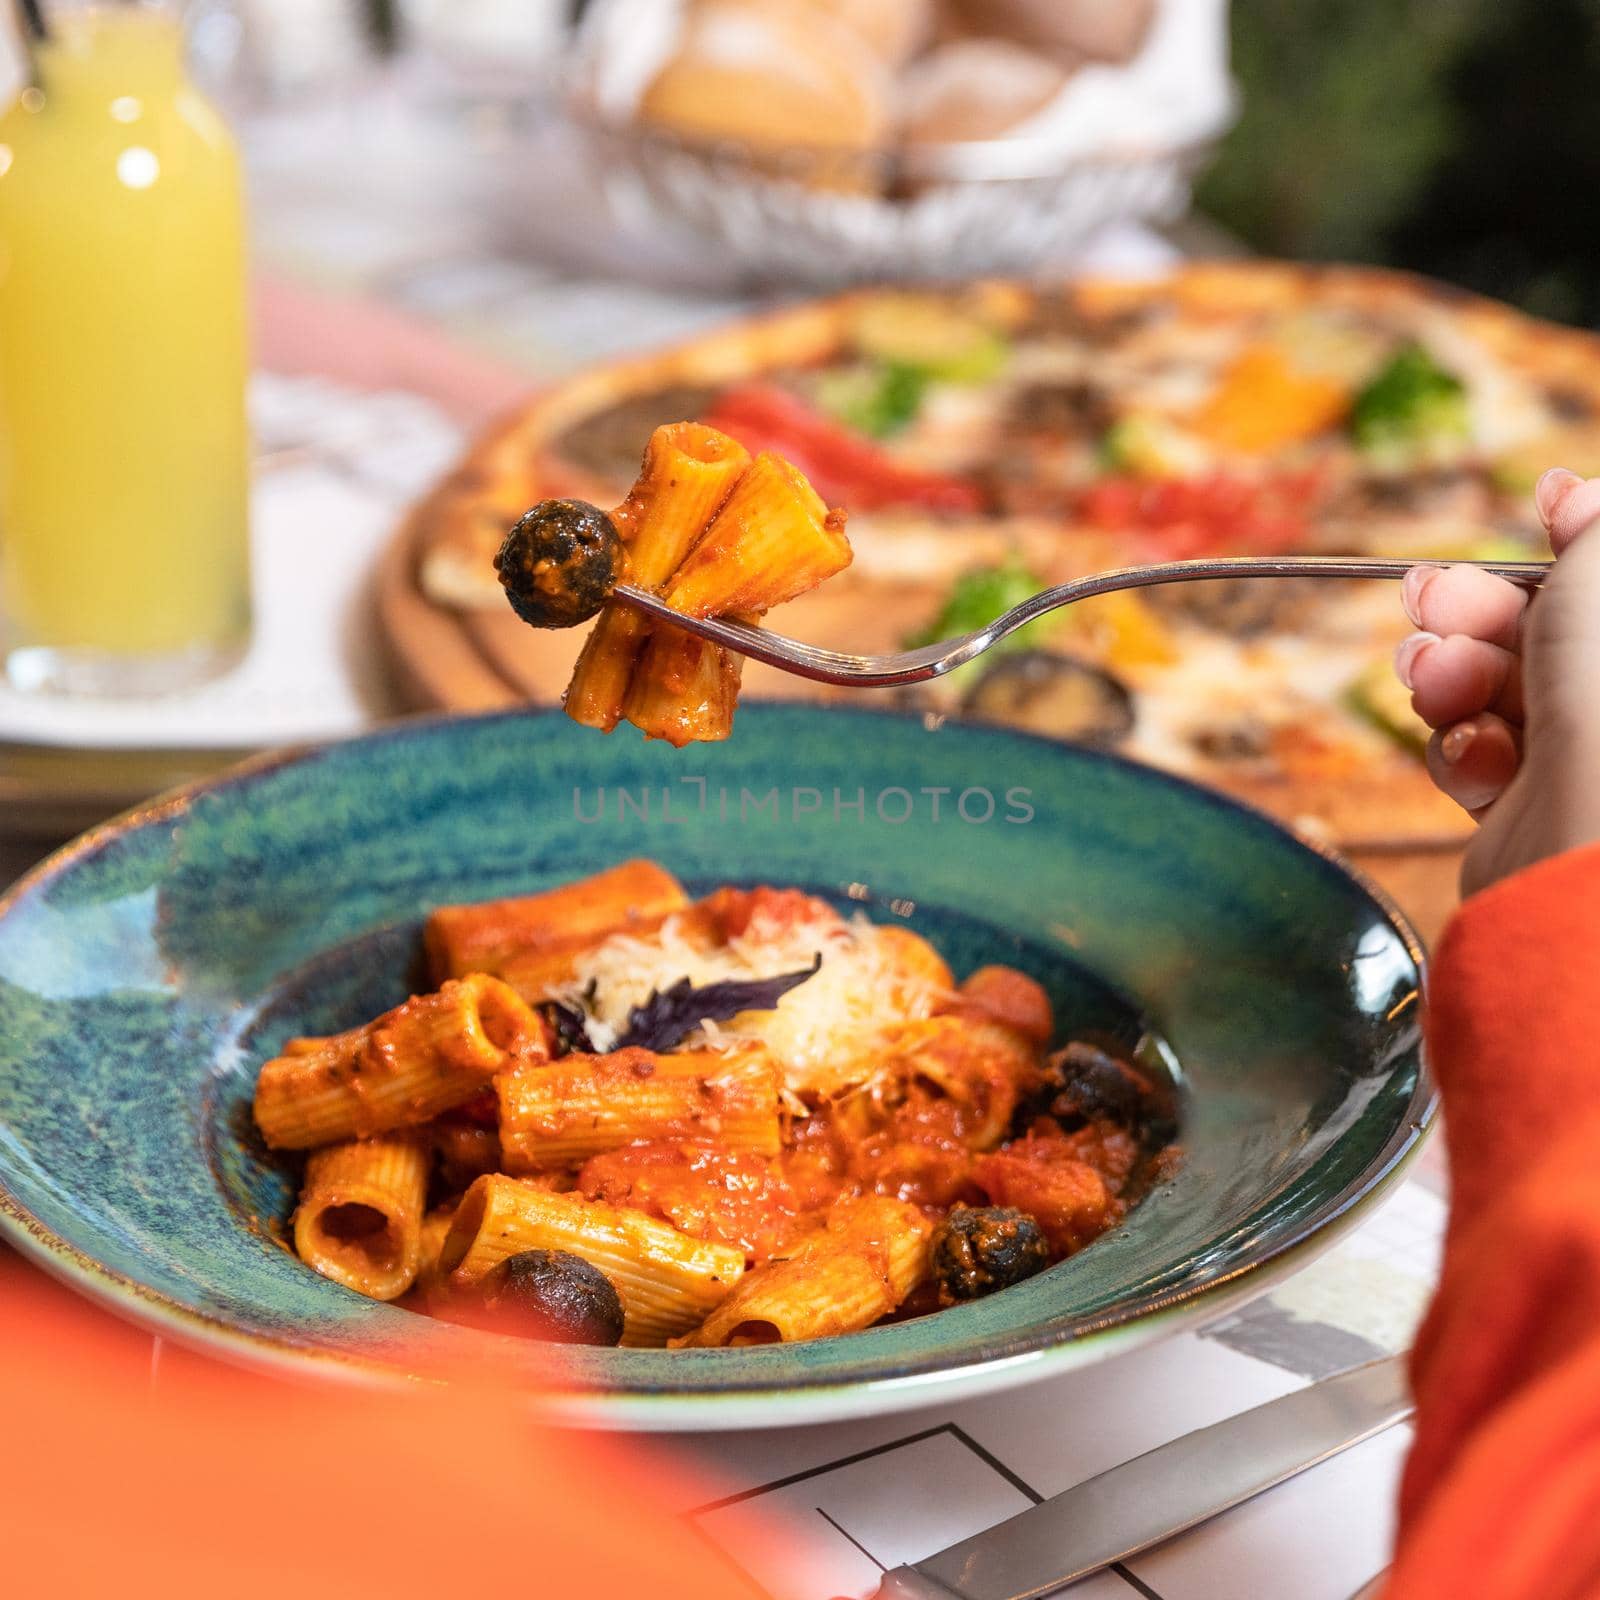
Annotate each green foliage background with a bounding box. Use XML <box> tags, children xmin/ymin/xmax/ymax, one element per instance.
<box><xmin>1198</xmin><ymin>0</ymin><xmax>1600</xmax><ymax>324</ymax></box>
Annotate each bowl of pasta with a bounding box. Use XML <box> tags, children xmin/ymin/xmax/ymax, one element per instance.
<box><xmin>0</xmin><ymin>704</ymin><xmax>1430</xmax><ymax>1428</ymax></box>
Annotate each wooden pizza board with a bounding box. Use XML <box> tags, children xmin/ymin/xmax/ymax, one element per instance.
<box><xmin>376</xmin><ymin>508</ymin><xmax>1465</xmax><ymax>947</ymax></box>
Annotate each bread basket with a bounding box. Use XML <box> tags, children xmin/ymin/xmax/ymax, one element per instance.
<box><xmin>563</xmin><ymin>0</ymin><xmax>1234</xmax><ymax>284</ymax></box>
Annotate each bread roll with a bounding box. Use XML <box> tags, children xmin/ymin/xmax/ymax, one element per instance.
<box><xmin>900</xmin><ymin>37</ymin><xmax>1071</xmax><ymax>144</ymax></box>
<box><xmin>641</xmin><ymin>1</ymin><xmax>892</xmax><ymax>153</ymax></box>
<box><xmin>940</xmin><ymin>0</ymin><xmax>1157</xmax><ymax>66</ymax></box>
<box><xmin>800</xmin><ymin>0</ymin><xmax>934</xmax><ymax>64</ymax></box>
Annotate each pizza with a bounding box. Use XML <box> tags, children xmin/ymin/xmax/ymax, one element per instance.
<box><xmin>407</xmin><ymin>262</ymin><xmax>1598</xmax><ymax>848</ymax></box>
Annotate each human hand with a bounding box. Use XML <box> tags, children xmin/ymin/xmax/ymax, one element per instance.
<box><xmin>1395</xmin><ymin>468</ymin><xmax>1600</xmax><ymax>896</ymax></box>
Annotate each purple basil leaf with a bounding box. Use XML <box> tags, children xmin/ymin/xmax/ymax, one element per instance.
<box><xmin>540</xmin><ymin>999</ymin><xmax>596</xmax><ymax>1056</ymax></box>
<box><xmin>615</xmin><ymin>954</ymin><xmax>823</xmax><ymax>1053</ymax></box>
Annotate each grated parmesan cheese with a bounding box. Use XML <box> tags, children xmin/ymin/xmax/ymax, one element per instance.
<box><xmin>554</xmin><ymin>908</ymin><xmax>947</xmax><ymax>1097</ymax></box>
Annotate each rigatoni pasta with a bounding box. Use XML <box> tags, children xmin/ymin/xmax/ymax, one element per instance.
<box><xmin>660</xmin><ymin>451</ymin><xmax>851</xmax><ymax>619</ymax></box>
<box><xmin>492</xmin><ymin>423</ymin><xmax>854</xmax><ymax>747</ymax></box>
<box><xmin>253</xmin><ymin>972</ymin><xmax>545</xmax><ymax>1149</ymax></box>
<box><xmin>672</xmin><ymin>1195</ymin><xmax>932</xmax><ymax>1348</ymax></box>
<box><xmin>496</xmin><ymin>1044</ymin><xmax>783</xmax><ymax>1173</ymax></box>
<box><xmin>293</xmin><ymin>1132</ymin><xmax>430</xmax><ymax>1301</ymax></box>
<box><xmin>424</xmin><ymin>858</ymin><xmax>688</xmax><ymax>983</ymax></box>
<box><xmin>415</xmin><ymin>1205</ymin><xmax>459</xmax><ymax>1301</ymax></box>
<box><xmin>564</xmin><ymin>422</ymin><xmax>751</xmax><ymax>734</ymax></box>
<box><xmin>252</xmin><ymin>865</ymin><xmax>1178</xmax><ymax>1352</ymax></box>
<box><xmin>437</xmin><ymin>1175</ymin><xmax>746</xmax><ymax>1346</ymax></box>
<box><xmin>619</xmin><ymin>623</ymin><xmax>745</xmax><ymax>747</ymax></box>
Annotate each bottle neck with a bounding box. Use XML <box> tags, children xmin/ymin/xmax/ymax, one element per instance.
<box><xmin>34</xmin><ymin>7</ymin><xmax>188</xmax><ymax>104</ymax></box>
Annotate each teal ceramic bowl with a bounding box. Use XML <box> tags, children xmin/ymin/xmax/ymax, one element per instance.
<box><xmin>0</xmin><ymin>706</ymin><xmax>1431</xmax><ymax>1429</ymax></box>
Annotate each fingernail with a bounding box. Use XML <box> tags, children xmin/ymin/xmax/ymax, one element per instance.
<box><xmin>1535</xmin><ymin>467</ymin><xmax>1580</xmax><ymax>525</ymax></box>
<box><xmin>1393</xmin><ymin>631</ymin><xmax>1439</xmax><ymax>690</ymax></box>
<box><xmin>1441</xmin><ymin>722</ymin><xmax>1476</xmax><ymax>765</ymax></box>
<box><xmin>1400</xmin><ymin>565</ymin><xmax>1442</xmax><ymax>627</ymax></box>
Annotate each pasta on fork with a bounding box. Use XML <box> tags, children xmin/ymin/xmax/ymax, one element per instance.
<box><xmin>494</xmin><ymin>423</ymin><xmax>853</xmax><ymax>746</ymax></box>
<box><xmin>252</xmin><ymin>865</ymin><xmax>1179</xmax><ymax>1352</ymax></box>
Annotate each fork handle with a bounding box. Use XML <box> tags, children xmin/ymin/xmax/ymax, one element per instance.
<box><xmin>968</xmin><ymin>555</ymin><xmax>1545</xmax><ymax>671</ymax></box>
<box><xmin>1021</xmin><ymin>554</ymin><xmax>1548</xmax><ymax>612</ymax></box>
<box><xmin>1172</xmin><ymin>556</ymin><xmax>1547</xmax><ymax>586</ymax></box>
<box><xmin>989</xmin><ymin>556</ymin><xmax>1548</xmax><ymax>649</ymax></box>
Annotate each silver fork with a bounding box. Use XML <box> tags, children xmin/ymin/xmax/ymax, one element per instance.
<box><xmin>612</xmin><ymin>556</ymin><xmax>1550</xmax><ymax>689</ymax></box>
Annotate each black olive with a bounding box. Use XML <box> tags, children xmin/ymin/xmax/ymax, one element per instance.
<box><xmin>962</xmin><ymin>651</ymin><xmax>1133</xmax><ymax>746</ymax></box>
<box><xmin>1014</xmin><ymin>1040</ymin><xmax>1179</xmax><ymax>1150</ymax></box>
<box><xmin>495</xmin><ymin>499</ymin><xmax>622</xmax><ymax>629</ymax></box>
<box><xmin>1039</xmin><ymin>1042</ymin><xmax>1149</xmax><ymax>1127</ymax></box>
<box><xmin>479</xmin><ymin>1249</ymin><xmax>625</xmax><ymax>1345</ymax></box>
<box><xmin>930</xmin><ymin>1206</ymin><xmax>1050</xmax><ymax>1305</ymax></box>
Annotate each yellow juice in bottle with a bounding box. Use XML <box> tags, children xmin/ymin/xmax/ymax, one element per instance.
<box><xmin>0</xmin><ymin>6</ymin><xmax>250</xmax><ymax>691</ymax></box>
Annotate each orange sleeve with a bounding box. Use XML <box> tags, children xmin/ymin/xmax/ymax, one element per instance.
<box><xmin>1384</xmin><ymin>843</ymin><xmax>1600</xmax><ymax>1600</ymax></box>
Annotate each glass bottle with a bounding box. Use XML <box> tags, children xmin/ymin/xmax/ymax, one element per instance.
<box><xmin>0</xmin><ymin>0</ymin><xmax>251</xmax><ymax>695</ymax></box>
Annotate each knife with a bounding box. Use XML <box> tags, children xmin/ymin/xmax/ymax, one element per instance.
<box><xmin>863</xmin><ymin>1354</ymin><xmax>1412</xmax><ymax>1600</ymax></box>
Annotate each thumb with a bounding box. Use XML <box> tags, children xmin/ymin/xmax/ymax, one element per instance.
<box><xmin>1520</xmin><ymin>513</ymin><xmax>1600</xmax><ymax>740</ymax></box>
<box><xmin>1536</xmin><ymin>467</ymin><xmax>1600</xmax><ymax>554</ymax></box>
